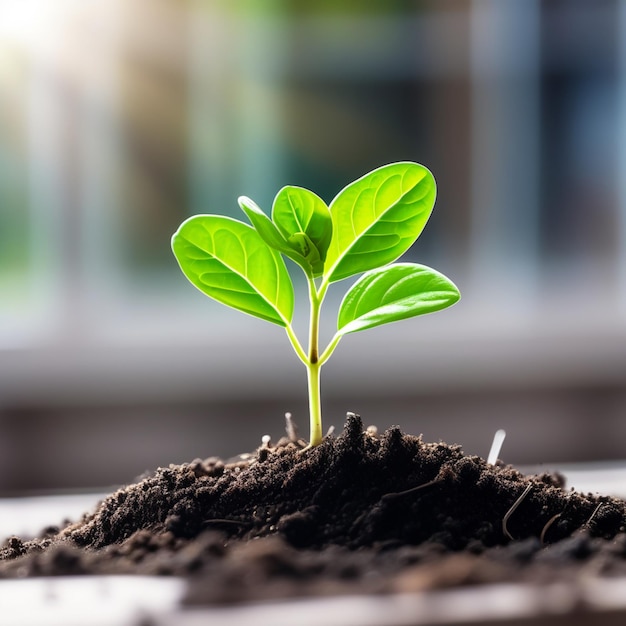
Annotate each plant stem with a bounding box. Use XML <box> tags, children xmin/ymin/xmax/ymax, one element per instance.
<box><xmin>307</xmin><ymin>361</ymin><xmax>323</xmax><ymax>447</ymax></box>
<box><xmin>284</xmin><ymin>323</ymin><xmax>308</xmax><ymax>365</ymax></box>
<box><xmin>318</xmin><ymin>332</ymin><xmax>341</xmax><ymax>366</ymax></box>
<box><xmin>289</xmin><ymin>276</ymin><xmax>339</xmax><ymax>447</ymax></box>
<box><xmin>306</xmin><ymin>276</ymin><xmax>323</xmax><ymax>446</ymax></box>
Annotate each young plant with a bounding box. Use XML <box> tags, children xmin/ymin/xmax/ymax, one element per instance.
<box><xmin>171</xmin><ymin>162</ymin><xmax>460</xmax><ymax>447</ymax></box>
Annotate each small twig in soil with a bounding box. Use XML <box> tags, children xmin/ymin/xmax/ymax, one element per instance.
<box><xmin>540</xmin><ymin>512</ymin><xmax>562</xmax><ymax>545</ymax></box>
<box><xmin>579</xmin><ymin>502</ymin><xmax>603</xmax><ymax>532</ymax></box>
<box><xmin>202</xmin><ymin>519</ymin><xmax>249</xmax><ymax>529</ymax></box>
<box><xmin>225</xmin><ymin>457</ymin><xmax>255</xmax><ymax>471</ymax></box>
<box><xmin>502</xmin><ymin>483</ymin><xmax>533</xmax><ymax>541</ymax></box>
<box><xmin>381</xmin><ymin>478</ymin><xmax>444</xmax><ymax>503</ymax></box>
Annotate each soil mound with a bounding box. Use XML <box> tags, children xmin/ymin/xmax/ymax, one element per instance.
<box><xmin>2</xmin><ymin>413</ymin><xmax>626</xmax><ymax>604</ymax></box>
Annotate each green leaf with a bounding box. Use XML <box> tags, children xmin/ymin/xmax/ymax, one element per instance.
<box><xmin>337</xmin><ymin>263</ymin><xmax>460</xmax><ymax>335</ymax></box>
<box><xmin>272</xmin><ymin>186</ymin><xmax>332</xmax><ymax>277</ymax></box>
<box><xmin>287</xmin><ymin>232</ymin><xmax>322</xmax><ymax>267</ymax></box>
<box><xmin>324</xmin><ymin>162</ymin><xmax>436</xmax><ymax>283</ymax></box>
<box><xmin>239</xmin><ymin>194</ymin><xmax>318</xmax><ymax>277</ymax></box>
<box><xmin>172</xmin><ymin>215</ymin><xmax>294</xmax><ymax>326</ymax></box>
<box><xmin>238</xmin><ymin>196</ymin><xmax>291</xmax><ymax>254</ymax></box>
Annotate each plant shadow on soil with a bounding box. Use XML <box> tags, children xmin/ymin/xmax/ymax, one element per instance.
<box><xmin>2</xmin><ymin>413</ymin><xmax>626</xmax><ymax>606</ymax></box>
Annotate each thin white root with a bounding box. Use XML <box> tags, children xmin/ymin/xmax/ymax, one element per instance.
<box><xmin>488</xmin><ymin>429</ymin><xmax>507</xmax><ymax>465</ymax></box>
<box><xmin>285</xmin><ymin>412</ymin><xmax>298</xmax><ymax>442</ymax></box>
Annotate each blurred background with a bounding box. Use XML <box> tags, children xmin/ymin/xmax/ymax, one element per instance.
<box><xmin>0</xmin><ymin>0</ymin><xmax>625</xmax><ymax>494</ymax></box>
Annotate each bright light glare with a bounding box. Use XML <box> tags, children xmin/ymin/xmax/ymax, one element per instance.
<box><xmin>0</xmin><ymin>0</ymin><xmax>58</xmax><ymax>47</ymax></box>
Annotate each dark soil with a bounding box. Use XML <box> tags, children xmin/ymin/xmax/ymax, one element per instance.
<box><xmin>2</xmin><ymin>413</ymin><xmax>626</xmax><ymax>605</ymax></box>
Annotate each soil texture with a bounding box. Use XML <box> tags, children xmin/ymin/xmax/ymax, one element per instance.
<box><xmin>2</xmin><ymin>413</ymin><xmax>626</xmax><ymax>605</ymax></box>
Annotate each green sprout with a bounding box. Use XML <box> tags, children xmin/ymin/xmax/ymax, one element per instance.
<box><xmin>171</xmin><ymin>162</ymin><xmax>460</xmax><ymax>447</ymax></box>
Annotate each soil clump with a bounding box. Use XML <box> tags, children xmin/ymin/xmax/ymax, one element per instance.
<box><xmin>2</xmin><ymin>413</ymin><xmax>626</xmax><ymax>605</ymax></box>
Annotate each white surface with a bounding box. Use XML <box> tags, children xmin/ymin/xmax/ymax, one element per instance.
<box><xmin>0</xmin><ymin>577</ymin><xmax>625</xmax><ymax>626</ymax></box>
<box><xmin>559</xmin><ymin>461</ymin><xmax>626</xmax><ymax>498</ymax></box>
<box><xmin>153</xmin><ymin>580</ymin><xmax>626</xmax><ymax>626</ymax></box>
<box><xmin>0</xmin><ymin>577</ymin><xmax>185</xmax><ymax>626</ymax></box>
<box><xmin>0</xmin><ymin>492</ymin><xmax>107</xmax><ymax>539</ymax></box>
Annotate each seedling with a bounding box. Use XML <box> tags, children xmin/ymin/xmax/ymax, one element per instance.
<box><xmin>171</xmin><ymin>162</ymin><xmax>460</xmax><ymax>447</ymax></box>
